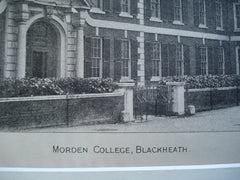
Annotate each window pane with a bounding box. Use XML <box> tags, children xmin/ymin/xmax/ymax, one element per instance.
<box><xmin>152</xmin><ymin>60</ymin><xmax>160</xmax><ymax>76</ymax></box>
<box><xmin>176</xmin><ymin>44</ymin><xmax>183</xmax><ymax>76</ymax></box>
<box><xmin>216</xmin><ymin>0</ymin><xmax>222</xmax><ymax>28</ymax></box>
<box><xmin>121</xmin><ymin>40</ymin><xmax>130</xmax><ymax>77</ymax></box>
<box><xmin>121</xmin><ymin>0</ymin><xmax>130</xmax><ymax>13</ymax></box>
<box><xmin>236</xmin><ymin>5</ymin><xmax>240</xmax><ymax>28</ymax></box>
<box><xmin>174</xmin><ymin>0</ymin><xmax>182</xmax><ymax>21</ymax></box>
<box><xmin>200</xmin><ymin>47</ymin><xmax>207</xmax><ymax>75</ymax></box>
<box><xmin>199</xmin><ymin>0</ymin><xmax>206</xmax><ymax>25</ymax></box>
<box><xmin>152</xmin><ymin>43</ymin><xmax>161</xmax><ymax>76</ymax></box>
<box><xmin>91</xmin><ymin>38</ymin><xmax>101</xmax><ymax>77</ymax></box>
<box><xmin>218</xmin><ymin>47</ymin><xmax>224</xmax><ymax>74</ymax></box>
<box><xmin>151</xmin><ymin>0</ymin><xmax>160</xmax><ymax>18</ymax></box>
<box><xmin>122</xmin><ymin>59</ymin><xmax>129</xmax><ymax>77</ymax></box>
<box><xmin>121</xmin><ymin>40</ymin><xmax>129</xmax><ymax>59</ymax></box>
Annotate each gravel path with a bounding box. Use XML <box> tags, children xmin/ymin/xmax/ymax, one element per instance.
<box><xmin>18</xmin><ymin>106</ymin><xmax>240</xmax><ymax>133</ymax></box>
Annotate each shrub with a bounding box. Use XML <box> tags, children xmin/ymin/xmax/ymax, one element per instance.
<box><xmin>0</xmin><ymin>78</ymin><xmax>118</xmax><ymax>98</ymax></box>
<box><xmin>55</xmin><ymin>78</ymin><xmax>118</xmax><ymax>94</ymax></box>
<box><xmin>159</xmin><ymin>75</ymin><xmax>240</xmax><ymax>89</ymax></box>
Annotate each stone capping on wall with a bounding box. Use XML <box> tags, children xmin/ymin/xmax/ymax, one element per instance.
<box><xmin>0</xmin><ymin>89</ymin><xmax>125</xmax><ymax>103</ymax></box>
<box><xmin>186</xmin><ymin>86</ymin><xmax>240</xmax><ymax>92</ymax></box>
<box><xmin>166</xmin><ymin>82</ymin><xmax>185</xmax><ymax>86</ymax></box>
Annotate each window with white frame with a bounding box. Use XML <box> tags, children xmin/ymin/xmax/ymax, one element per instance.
<box><xmin>92</xmin><ymin>0</ymin><xmax>103</xmax><ymax>10</ymax></box>
<box><xmin>216</xmin><ymin>0</ymin><xmax>223</xmax><ymax>29</ymax></box>
<box><xmin>152</xmin><ymin>42</ymin><xmax>161</xmax><ymax>77</ymax></box>
<box><xmin>200</xmin><ymin>46</ymin><xmax>208</xmax><ymax>75</ymax></box>
<box><xmin>91</xmin><ymin>38</ymin><xmax>102</xmax><ymax>77</ymax></box>
<box><xmin>151</xmin><ymin>0</ymin><xmax>161</xmax><ymax>19</ymax></box>
<box><xmin>176</xmin><ymin>44</ymin><xmax>184</xmax><ymax>76</ymax></box>
<box><xmin>217</xmin><ymin>47</ymin><xmax>225</xmax><ymax>75</ymax></box>
<box><xmin>234</xmin><ymin>3</ymin><xmax>240</xmax><ymax>31</ymax></box>
<box><xmin>121</xmin><ymin>0</ymin><xmax>131</xmax><ymax>14</ymax></box>
<box><xmin>174</xmin><ymin>0</ymin><xmax>182</xmax><ymax>22</ymax></box>
<box><xmin>199</xmin><ymin>0</ymin><xmax>206</xmax><ymax>26</ymax></box>
<box><xmin>121</xmin><ymin>39</ymin><xmax>130</xmax><ymax>77</ymax></box>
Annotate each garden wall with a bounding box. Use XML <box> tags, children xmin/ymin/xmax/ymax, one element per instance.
<box><xmin>0</xmin><ymin>90</ymin><xmax>124</xmax><ymax>129</ymax></box>
<box><xmin>185</xmin><ymin>87</ymin><xmax>240</xmax><ymax>112</ymax></box>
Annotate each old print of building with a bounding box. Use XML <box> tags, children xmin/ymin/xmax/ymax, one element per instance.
<box><xmin>0</xmin><ymin>0</ymin><xmax>240</xmax><ymax>85</ymax></box>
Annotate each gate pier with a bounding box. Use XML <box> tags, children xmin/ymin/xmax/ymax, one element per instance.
<box><xmin>118</xmin><ymin>82</ymin><xmax>135</xmax><ymax>122</ymax></box>
<box><xmin>166</xmin><ymin>82</ymin><xmax>185</xmax><ymax>115</ymax></box>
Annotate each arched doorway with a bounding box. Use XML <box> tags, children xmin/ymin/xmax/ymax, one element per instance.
<box><xmin>26</xmin><ymin>21</ymin><xmax>60</xmax><ymax>78</ymax></box>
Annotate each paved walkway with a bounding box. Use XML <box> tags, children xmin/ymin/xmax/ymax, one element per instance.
<box><xmin>22</xmin><ymin>106</ymin><xmax>240</xmax><ymax>133</ymax></box>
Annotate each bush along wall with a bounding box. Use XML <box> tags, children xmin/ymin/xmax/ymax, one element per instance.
<box><xmin>0</xmin><ymin>78</ymin><xmax>118</xmax><ymax>98</ymax></box>
<box><xmin>158</xmin><ymin>75</ymin><xmax>240</xmax><ymax>112</ymax></box>
<box><xmin>159</xmin><ymin>75</ymin><xmax>240</xmax><ymax>89</ymax></box>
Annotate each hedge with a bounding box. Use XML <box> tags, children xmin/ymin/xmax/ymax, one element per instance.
<box><xmin>159</xmin><ymin>75</ymin><xmax>240</xmax><ymax>89</ymax></box>
<box><xmin>0</xmin><ymin>78</ymin><xmax>118</xmax><ymax>98</ymax></box>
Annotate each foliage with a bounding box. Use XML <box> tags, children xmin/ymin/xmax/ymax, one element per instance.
<box><xmin>55</xmin><ymin>78</ymin><xmax>118</xmax><ymax>94</ymax></box>
<box><xmin>159</xmin><ymin>75</ymin><xmax>240</xmax><ymax>89</ymax></box>
<box><xmin>0</xmin><ymin>78</ymin><xmax>118</xmax><ymax>98</ymax></box>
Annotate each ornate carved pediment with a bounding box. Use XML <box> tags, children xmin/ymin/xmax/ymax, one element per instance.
<box><xmin>44</xmin><ymin>6</ymin><xmax>65</xmax><ymax>21</ymax></box>
<box><xmin>45</xmin><ymin>6</ymin><xmax>54</xmax><ymax>17</ymax></box>
<box><xmin>26</xmin><ymin>0</ymin><xmax>90</xmax><ymax>8</ymax></box>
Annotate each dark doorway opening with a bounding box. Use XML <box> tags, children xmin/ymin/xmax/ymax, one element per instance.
<box><xmin>26</xmin><ymin>21</ymin><xmax>59</xmax><ymax>78</ymax></box>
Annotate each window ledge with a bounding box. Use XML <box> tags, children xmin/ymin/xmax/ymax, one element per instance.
<box><xmin>90</xmin><ymin>8</ymin><xmax>106</xmax><ymax>14</ymax></box>
<box><xmin>151</xmin><ymin>76</ymin><xmax>161</xmax><ymax>82</ymax></box>
<box><xmin>173</xmin><ymin>20</ymin><xmax>184</xmax><ymax>26</ymax></box>
<box><xmin>199</xmin><ymin>24</ymin><xmax>208</xmax><ymax>29</ymax></box>
<box><xmin>119</xmin><ymin>12</ymin><xmax>133</xmax><ymax>18</ymax></box>
<box><xmin>216</xmin><ymin>27</ymin><xmax>224</xmax><ymax>31</ymax></box>
<box><xmin>150</xmin><ymin>17</ymin><xmax>163</xmax><ymax>23</ymax></box>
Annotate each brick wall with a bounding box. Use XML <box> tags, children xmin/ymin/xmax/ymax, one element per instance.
<box><xmin>68</xmin><ymin>96</ymin><xmax>124</xmax><ymax>126</ymax></box>
<box><xmin>185</xmin><ymin>87</ymin><xmax>240</xmax><ymax>112</ymax></box>
<box><xmin>0</xmin><ymin>92</ymin><xmax>124</xmax><ymax>129</ymax></box>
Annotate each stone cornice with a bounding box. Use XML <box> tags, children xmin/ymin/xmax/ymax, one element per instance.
<box><xmin>84</xmin><ymin>12</ymin><xmax>240</xmax><ymax>42</ymax></box>
<box><xmin>12</xmin><ymin>0</ymin><xmax>90</xmax><ymax>9</ymax></box>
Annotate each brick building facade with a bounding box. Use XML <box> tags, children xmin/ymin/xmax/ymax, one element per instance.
<box><xmin>0</xmin><ymin>0</ymin><xmax>240</xmax><ymax>86</ymax></box>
